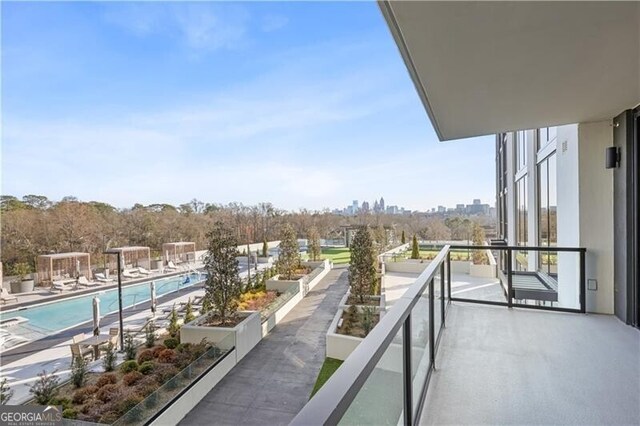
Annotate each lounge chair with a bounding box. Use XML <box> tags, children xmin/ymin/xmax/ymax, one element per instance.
<box><xmin>122</xmin><ymin>270</ymin><xmax>140</xmax><ymax>279</ymax></box>
<box><xmin>52</xmin><ymin>280</ymin><xmax>75</xmax><ymax>292</ymax></box>
<box><xmin>94</xmin><ymin>273</ymin><xmax>114</xmax><ymax>283</ymax></box>
<box><xmin>78</xmin><ymin>276</ymin><xmax>100</xmax><ymax>288</ymax></box>
<box><xmin>166</xmin><ymin>261</ymin><xmax>179</xmax><ymax>270</ymax></box>
<box><xmin>137</xmin><ymin>267</ymin><xmax>151</xmax><ymax>275</ymax></box>
<box><xmin>0</xmin><ymin>288</ymin><xmax>18</xmax><ymax>304</ymax></box>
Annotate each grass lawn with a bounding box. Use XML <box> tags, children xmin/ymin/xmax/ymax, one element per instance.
<box><xmin>310</xmin><ymin>357</ymin><xmax>344</xmax><ymax>399</ymax></box>
<box><xmin>322</xmin><ymin>247</ymin><xmax>351</xmax><ymax>264</ymax></box>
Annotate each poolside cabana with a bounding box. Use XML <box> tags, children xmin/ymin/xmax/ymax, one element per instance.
<box><xmin>162</xmin><ymin>242</ymin><xmax>196</xmax><ymax>265</ymax></box>
<box><xmin>107</xmin><ymin>246</ymin><xmax>151</xmax><ymax>271</ymax></box>
<box><xmin>37</xmin><ymin>252</ymin><xmax>91</xmax><ymax>284</ymax></box>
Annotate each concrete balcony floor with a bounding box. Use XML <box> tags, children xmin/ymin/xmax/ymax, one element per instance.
<box><xmin>421</xmin><ymin>303</ymin><xmax>640</xmax><ymax>425</ymax></box>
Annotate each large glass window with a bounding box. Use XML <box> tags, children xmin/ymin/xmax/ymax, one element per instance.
<box><xmin>516</xmin><ymin>131</ymin><xmax>527</xmax><ymax>171</ymax></box>
<box><xmin>537</xmin><ymin>127</ymin><xmax>557</xmax><ymax>150</ymax></box>
<box><xmin>515</xmin><ymin>175</ymin><xmax>528</xmax><ymax>270</ymax></box>
<box><xmin>496</xmin><ymin>134</ymin><xmax>508</xmax><ymax>240</ymax></box>
<box><xmin>538</xmin><ymin>153</ymin><xmax>557</xmax><ymax>276</ymax></box>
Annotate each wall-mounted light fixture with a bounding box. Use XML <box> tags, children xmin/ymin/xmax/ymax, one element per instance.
<box><xmin>605</xmin><ymin>146</ymin><xmax>620</xmax><ymax>169</ymax></box>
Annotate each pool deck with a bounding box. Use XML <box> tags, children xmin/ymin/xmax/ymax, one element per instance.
<box><xmin>0</xmin><ymin>261</ymin><xmax>272</xmax><ymax>404</ymax></box>
<box><xmin>0</xmin><ymin>259</ymin><xmax>256</xmax><ymax>311</ymax></box>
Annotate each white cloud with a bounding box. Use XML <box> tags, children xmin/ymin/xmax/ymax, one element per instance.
<box><xmin>102</xmin><ymin>3</ymin><xmax>249</xmax><ymax>52</ymax></box>
<box><xmin>261</xmin><ymin>14</ymin><xmax>288</xmax><ymax>32</ymax></box>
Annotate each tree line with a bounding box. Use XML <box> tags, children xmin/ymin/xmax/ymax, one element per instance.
<box><xmin>0</xmin><ymin>194</ymin><xmax>492</xmax><ymax>275</ymax></box>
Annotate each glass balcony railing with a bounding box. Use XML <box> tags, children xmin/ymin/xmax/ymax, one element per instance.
<box><xmin>292</xmin><ymin>244</ymin><xmax>585</xmax><ymax>426</ymax></box>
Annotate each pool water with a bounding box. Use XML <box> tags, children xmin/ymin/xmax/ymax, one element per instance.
<box><xmin>0</xmin><ymin>273</ymin><xmax>203</xmax><ymax>335</ymax></box>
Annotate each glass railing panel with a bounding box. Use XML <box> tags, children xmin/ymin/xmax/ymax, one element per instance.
<box><xmin>410</xmin><ymin>283</ymin><xmax>430</xmax><ymax>416</ymax></box>
<box><xmin>434</xmin><ymin>276</ymin><xmax>442</xmax><ymax>340</ymax></box>
<box><xmin>449</xmin><ymin>246</ymin><xmax>507</xmax><ymax>304</ymax></box>
<box><xmin>338</xmin><ymin>328</ymin><xmax>404</xmax><ymax>426</ymax></box>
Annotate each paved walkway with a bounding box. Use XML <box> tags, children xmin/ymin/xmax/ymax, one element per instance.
<box><xmin>180</xmin><ymin>266</ymin><xmax>349</xmax><ymax>426</ymax></box>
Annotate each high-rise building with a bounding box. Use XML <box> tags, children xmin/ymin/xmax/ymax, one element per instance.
<box><xmin>379</xmin><ymin>197</ymin><xmax>385</xmax><ymax>211</ymax></box>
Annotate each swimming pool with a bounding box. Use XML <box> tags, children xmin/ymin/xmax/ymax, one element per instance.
<box><xmin>0</xmin><ymin>273</ymin><xmax>203</xmax><ymax>335</ymax></box>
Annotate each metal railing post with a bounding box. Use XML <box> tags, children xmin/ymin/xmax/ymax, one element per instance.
<box><xmin>429</xmin><ymin>278</ymin><xmax>435</xmax><ymax>369</ymax></box>
<box><xmin>440</xmin><ymin>261</ymin><xmax>445</xmax><ymax>326</ymax></box>
<box><xmin>506</xmin><ymin>248</ymin><xmax>513</xmax><ymax>308</ymax></box>
<box><xmin>579</xmin><ymin>250</ymin><xmax>586</xmax><ymax>313</ymax></box>
<box><xmin>446</xmin><ymin>252</ymin><xmax>452</xmax><ymax>302</ymax></box>
<box><xmin>403</xmin><ymin>315</ymin><xmax>413</xmax><ymax>426</ymax></box>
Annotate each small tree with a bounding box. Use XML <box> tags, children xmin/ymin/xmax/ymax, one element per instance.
<box><xmin>123</xmin><ymin>332</ymin><xmax>136</xmax><ymax>361</ymax></box>
<box><xmin>411</xmin><ymin>235</ymin><xmax>420</xmax><ymax>259</ymax></box>
<box><xmin>184</xmin><ymin>299</ymin><xmax>195</xmax><ymax>324</ymax></box>
<box><xmin>201</xmin><ymin>296</ymin><xmax>212</xmax><ymax>315</ymax></box>
<box><xmin>374</xmin><ymin>224</ymin><xmax>388</xmax><ymax>254</ymax></box>
<box><xmin>29</xmin><ymin>370</ymin><xmax>59</xmax><ymax>405</ymax></box>
<box><xmin>401</xmin><ymin>230</ymin><xmax>406</xmax><ymax>245</ymax></box>
<box><xmin>0</xmin><ymin>378</ymin><xmax>13</xmax><ymax>405</ymax></box>
<box><xmin>349</xmin><ymin>226</ymin><xmax>377</xmax><ymax>303</ymax></box>
<box><xmin>71</xmin><ymin>356</ymin><xmax>87</xmax><ymax>388</ymax></box>
<box><xmin>262</xmin><ymin>238</ymin><xmax>268</xmax><ymax>257</ymax></box>
<box><xmin>308</xmin><ymin>226</ymin><xmax>321</xmax><ymax>262</ymax></box>
<box><xmin>472</xmin><ymin>223</ymin><xmax>489</xmax><ymax>265</ymax></box>
<box><xmin>102</xmin><ymin>343</ymin><xmax>116</xmax><ymax>372</ymax></box>
<box><xmin>277</xmin><ymin>224</ymin><xmax>300</xmax><ymax>280</ymax></box>
<box><xmin>145</xmin><ymin>323</ymin><xmax>156</xmax><ymax>348</ymax></box>
<box><xmin>168</xmin><ymin>306</ymin><xmax>180</xmax><ymax>337</ymax></box>
<box><xmin>203</xmin><ymin>221</ymin><xmax>243</xmax><ymax>324</ymax></box>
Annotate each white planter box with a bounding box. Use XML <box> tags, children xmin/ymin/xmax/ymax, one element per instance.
<box><xmin>266</xmin><ymin>275</ymin><xmax>304</xmax><ymax>293</ymax></box>
<box><xmin>180</xmin><ymin>311</ymin><xmax>262</xmax><ymax>362</ymax></box>
<box><xmin>339</xmin><ymin>292</ymin><xmax>386</xmax><ymax>312</ymax></box>
<box><xmin>384</xmin><ymin>260</ymin><xmax>429</xmax><ymax>274</ymax></box>
<box><xmin>325</xmin><ymin>308</ymin><xmax>402</xmax><ymax>372</ymax></box>
<box><xmin>469</xmin><ymin>263</ymin><xmax>497</xmax><ymax>278</ymax></box>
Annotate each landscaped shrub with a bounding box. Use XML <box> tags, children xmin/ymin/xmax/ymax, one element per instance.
<box><xmin>62</xmin><ymin>408</ymin><xmax>77</xmax><ymax>419</ymax></box>
<box><xmin>174</xmin><ymin>351</ymin><xmax>193</xmax><ymax>370</ymax></box>
<box><xmin>49</xmin><ymin>396</ymin><xmax>72</xmax><ymax>410</ymax></box>
<box><xmin>168</xmin><ymin>307</ymin><xmax>180</xmax><ymax>337</ymax></box>
<box><xmin>152</xmin><ymin>345</ymin><xmax>166</xmax><ymax>358</ymax></box>
<box><xmin>138</xmin><ymin>361</ymin><xmax>155</xmax><ymax>375</ymax></box>
<box><xmin>123</xmin><ymin>332</ymin><xmax>136</xmax><ymax>361</ymax></box>
<box><xmin>96</xmin><ymin>384</ymin><xmax>119</xmax><ymax>403</ymax></box>
<box><xmin>99</xmin><ymin>411</ymin><xmax>120</xmax><ymax>424</ymax></box>
<box><xmin>80</xmin><ymin>399</ymin><xmax>101</xmax><ymax>415</ymax></box>
<box><xmin>117</xmin><ymin>394</ymin><xmax>144</xmax><ymax>416</ymax></box>
<box><xmin>102</xmin><ymin>343</ymin><xmax>116</xmax><ymax>372</ymax></box>
<box><xmin>29</xmin><ymin>370</ymin><xmax>59</xmax><ymax>405</ymax></box>
<box><xmin>184</xmin><ymin>299</ymin><xmax>195</xmax><ymax>324</ymax></box>
<box><xmin>72</xmin><ymin>385</ymin><xmax>98</xmax><ymax>404</ymax></box>
<box><xmin>70</xmin><ymin>356</ymin><xmax>87</xmax><ymax>388</ymax></box>
<box><xmin>163</xmin><ymin>337</ymin><xmax>179</xmax><ymax>349</ymax></box>
<box><xmin>1</xmin><ymin>377</ymin><xmax>14</xmax><ymax>405</ymax></box>
<box><xmin>362</xmin><ymin>307</ymin><xmax>376</xmax><ymax>336</ymax></box>
<box><xmin>137</xmin><ymin>349</ymin><xmax>154</xmax><ymax>364</ymax></box>
<box><xmin>145</xmin><ymin>323</ymin><xmax>156</xmax><ymax>348</ymax></box>
<box><xmin>122</xmin><ymin>371</ymin><xmax>143</xmax><ymax>387</ymax></box>
<box><xmin>120</xmin><ymin>360</ymin><xmax>139</xmax><ymax>374</ymax></box>
<box><xmin>96</xmin><ymin>373</ymin><xmax>117</xmax><ymax>388</ymax></box>
<box><xmin>153</xmin><ymin>364</ymin><xmax>178</xmax><ymax>385</ymax></box>
<box><xmin>157</xmin><ymin>348</ymin><xmax>176</xmax><ymax>364</ymax></box>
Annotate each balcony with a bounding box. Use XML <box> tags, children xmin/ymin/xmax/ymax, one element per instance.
<box><xmin>292</xmin><ymin>245</ymin><xmax>640</xmax><ymax>425</ymax></box>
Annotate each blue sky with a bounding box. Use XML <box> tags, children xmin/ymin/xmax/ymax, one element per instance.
<box><xmin>1</xmin><ymin>1</ymin><xmax>495</xmax><ymax>211</ymax></box>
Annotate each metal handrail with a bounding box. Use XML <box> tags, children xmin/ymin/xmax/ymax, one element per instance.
<box><xmin>291</xmin><ymin>245</ymin><xmax>451</xmax><ymax>425</ymax></box>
